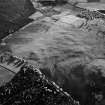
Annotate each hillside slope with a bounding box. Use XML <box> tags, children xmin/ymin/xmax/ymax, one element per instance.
<box><xmin>1</xmin><ymin>3</ymin><xmax>105</xmax><ymax>105</ymax></box>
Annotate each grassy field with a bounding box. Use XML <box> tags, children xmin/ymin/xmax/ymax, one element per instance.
<box><xmin>0</xmin><ymin>66</ymin><xmax>14</xmax><ymax>86</ymax></box>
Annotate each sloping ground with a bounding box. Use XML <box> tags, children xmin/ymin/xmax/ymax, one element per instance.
<box><xmin>0</xmin><ymin>53</ymin><xmax>77</xmax><ymax>105</ymax></box>
<box><xmin>1</xmin><ymin>3</ymin><xmax>105</xmax><ymax>105</ymax></box>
